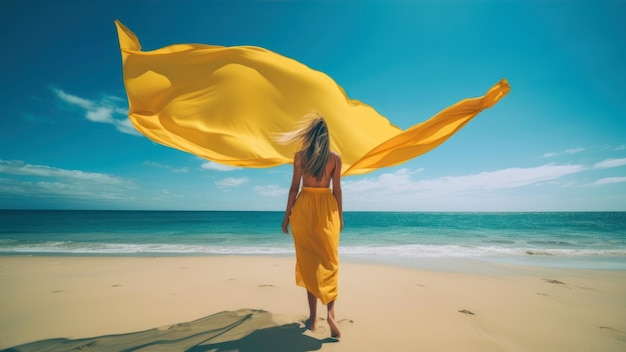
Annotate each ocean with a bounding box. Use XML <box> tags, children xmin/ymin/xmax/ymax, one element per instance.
<box><xmin>1</xmin><ymin>210</ymin><xmax>625</xmax><ymax>270</ymax></box>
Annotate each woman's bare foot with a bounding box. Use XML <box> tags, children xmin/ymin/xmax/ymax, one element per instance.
<box><xmin>305</xmin><ymin>317</ymin><xmax>317</xmax><ymax>331</ymax></box>
<box><xmin>327</xmin><ymin>315</ymin><xmax>341</xmax><ymax>338</ymax></box>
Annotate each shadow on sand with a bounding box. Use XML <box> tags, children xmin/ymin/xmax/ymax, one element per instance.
<box><xmin>2</xmin><ymin>309</ymin><xmax>337</xmax><ymax>352</ymax></box>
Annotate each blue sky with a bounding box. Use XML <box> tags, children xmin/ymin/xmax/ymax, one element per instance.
<box><xmin>1</xmin><ymin>0</ymin><xmax>625</xmax><ymax>211</ymax></box>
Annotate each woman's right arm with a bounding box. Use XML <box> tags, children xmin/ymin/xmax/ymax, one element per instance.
<box><xmin>282</xmin><ymin>152</ymin><xmax>302</xmax><ymax>234</ymax></box>
<box><xmin>331</xmin><ymin>153</ymin><xmax>343</xmax><ymax>231</ymax></box>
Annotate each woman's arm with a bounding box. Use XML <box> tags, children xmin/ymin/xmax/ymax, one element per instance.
<box><xmin>331</xmin><ymin>153</ymin><xmax>344</xmax><ymax>231</ymax></box>
<box><xmin>282</xmin><ymin>152</ymin><xmax>302</xmax><ymax>234</ymax></box>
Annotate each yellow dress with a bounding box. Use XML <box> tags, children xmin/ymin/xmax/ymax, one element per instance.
<box><xmin>114</xmin><ymin>21</ymin><xmax>510</xmax><ymax>176</ymax></box>
<box><xmin>289</xmin><ymin>187</ymin><xmax>341</xmax><ymax>304</ymax></box>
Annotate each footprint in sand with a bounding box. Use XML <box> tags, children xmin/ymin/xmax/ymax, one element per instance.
<box><xmin>599</xmin><ymin>326</ymin><xmax>626</xmax><ymax>342</ymax></box>
<box><xmin>542</xmin><ymin>278</ymin><xmax>572</xmax><ymax>289</ymax></box>
<box><xmin>258</xmin><ymin>284</ymin><xmax>275</xmax><ymax>288</ymax></box>
<box><xmin>459</xmin><ymin>310</ymin><xmax>475</xmax><ymax>315</ymax></box>
<box><xmin>112</xmin><ymin>284</ymin><xmax>123</xmax><ymax>287</ymax></box>
<box><xmin>52</xmin><ymin>290</ymin><xmax>64</xmax><ymax>293</ymax></box>
<box><xmin>69</xmin><ymin>341</ymin><xmax>96</xmax><ymax>350</ymax></box>
<box><xmin>338</xmin><ymin>319</ymin><xmax>354</xmax><ymax>326</ymax></box>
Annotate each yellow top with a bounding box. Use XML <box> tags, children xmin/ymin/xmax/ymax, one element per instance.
<box><xmin>115</xmin><ymin>20</ymin><xmax>510</xmax><ymax>176</ymax></box>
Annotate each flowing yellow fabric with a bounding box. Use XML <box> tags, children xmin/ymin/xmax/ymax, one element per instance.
<box><xmin>289</xmin><ymin>187</ymin><xmax>341</xmax><ymax>304</ymax></box>
<box><xmin>115</xmin><ymin>20</ymin><xmax>510</xmax><ymax>176</ymax></box>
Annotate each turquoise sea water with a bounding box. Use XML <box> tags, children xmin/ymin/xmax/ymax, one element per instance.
<box><xmin>1</xmin><ymin>211</ymin><xmax>625</xmax><ymax>269</ymax></box>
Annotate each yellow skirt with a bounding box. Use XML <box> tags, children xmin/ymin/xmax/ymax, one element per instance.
<box><xmin>290</xmin><ymin>187</ymin><xmax>341</xmax><ymax>305</ymax></box>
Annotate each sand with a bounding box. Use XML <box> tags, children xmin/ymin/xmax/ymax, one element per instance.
<box><xmin>0</xmin><ymin>255</ymin><xmax>625</xmax><ymax>351</ymax></box>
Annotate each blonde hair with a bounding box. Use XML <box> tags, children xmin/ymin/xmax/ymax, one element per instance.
<box><xmin>277</xmin><ymin>112</ymin><xmax>330</xmax><ymax>180</ymax></box>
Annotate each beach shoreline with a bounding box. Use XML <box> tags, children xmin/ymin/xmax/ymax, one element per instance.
<box><xmin>1</xmin><ymin>255</ymin><xmax>625</xmax><ymax>351</ymax></box>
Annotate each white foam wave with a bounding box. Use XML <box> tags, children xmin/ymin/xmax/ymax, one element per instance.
<box><xmin>0</xmin><ymin>241</ymin><xmax>294</xmax><ymax>255</ymax></box>
<box><xmin>1</xmin><ymin>242</ymin><xmax>626</xmax><ymax>257</ymax></box>
<box><xmin>339</xmin><ymin>245</ymin><xmax>626</xmax><ymax>257</ymax></box>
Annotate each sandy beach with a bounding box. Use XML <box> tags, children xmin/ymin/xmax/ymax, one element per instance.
<box><xmin>0</xmin><ymin>255</ymin><xmax>625</xmax><ymax>351</ymax></box>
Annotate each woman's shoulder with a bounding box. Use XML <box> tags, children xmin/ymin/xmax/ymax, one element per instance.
<box><xmin>328</xmin><ymin>152</ymin><xmax>341</xmax><ymax>173</ymax></box>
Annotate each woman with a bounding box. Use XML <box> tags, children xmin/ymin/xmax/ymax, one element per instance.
<box><xmin>280</xmin><ymin>113</ymin><xmax>343</xmax><ymax>338</ymax></box>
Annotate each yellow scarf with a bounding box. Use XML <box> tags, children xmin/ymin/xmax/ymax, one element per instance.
<box><xmin>115</xmin><ymin>20</ymin><xmax>510</xmax><ymax>176</ymax></box>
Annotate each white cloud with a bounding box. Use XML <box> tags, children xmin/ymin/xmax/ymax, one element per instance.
<box><xmin>144</xmin><ymin>161</ymin><xmax>189</xmax><ymax>173</ymax></box>
<box><xmin>201</xmin><ymin>161</ymin><xmax>240</xmax><ymax>171</ymax></box>
<box><xmin>116</xmin><ymin>118</ymin><xmax>139</xmax><ymax>135</ymax></box>
<box><xmin>53</xmin><ymin>88</ymin><xmax>139</xmax><ymax>136</ymax></box>
<box><xmin>86</xmin><ymin>106</ymin><xmax>114</xmax><ymax>123</ymax></box>
<box><xmin>144</xmin><ymin>161</ymin><xmax>168</xmax><ymax>169</ymax></box>
<box><xmin>341</xmin><ymin>163</ymin><xmax>598</xmax><ymax>211</ymax></box>
<box><xmin>0</xmin><ymin>178</ymin><xmax>137</xmax><ymax>203</ymax></box>
<box><xmin>215</xmin><ymin>177</ymin><xmax>249</xmax><ymax>188</ymax></box>
<box><xmin>543</xmin><ymin>148</ymin><xmax>585</xmax><ymax>158</ymax></box>
<box><xmin>567</xmin><ymin>148</ymin><xmax>585</xmax><ymax>154</ymax></box>
<box><xmin>591</xmin><ymin>177</ymin><xmax>626</xmax><ymax>186</ymax></box>
<box><xmin>615</xmin><ymin>145</ymin><xmax>626</xmax><ymax>151</ymax></box>
<box><xmin>0</xmin><ymin>160</ymin><xmax>200</xmax><ymax>209</ymax></box>
<box><xmin>0</xmin><ymin>160</ymin><xmax>124</xmax><ymax>184</ymax></box>
<box><xmin>0</xmin><ymin>160</ymin><xmax>136</xmax><ymax>202</ymax></box>
<box><xmin>255</xmin><ymin>185</ymin><xmax>288</xmax><ymax>197</ymax></box>
<box><xmin>593</xmin><ymin>158</ymin><xmax>626</xmax><ymax>169</ymax></box>
<box><xmin>344</xmin><ymin>164</ymin><xmax>585</xmax><ymax>196</ymax></box>
<box><xmin>52</xmin><ymin>89</ymin><xmax>94</xmax><ymax>109</ymax></box>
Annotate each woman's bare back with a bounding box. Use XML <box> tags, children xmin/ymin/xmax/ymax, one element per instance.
<box><xmin>297</xmin><ymin>151</ymin><xmax>339</xmax><ymax>188</ymax></box>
